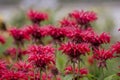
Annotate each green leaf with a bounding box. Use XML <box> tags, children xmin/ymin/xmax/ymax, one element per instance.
<box><xmin>104</xmin><ymin>74</ymin><xmax>120</xmax><ymax>80</ymax></box>
<box><xmin>83</xmin><ymin>77</ymin><xmax>89</xmax><ymax>80</ymax></box>
<box><xmin>62</xmin><ymin>75</ymin><xmax>73</xmax><ymax>80</ymax></box>
<box><xmin>56</xmin><ymin>51</ymin><xmax>67</xmax><ymax>73</ymax></box>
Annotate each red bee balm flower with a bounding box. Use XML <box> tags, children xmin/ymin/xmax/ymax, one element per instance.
<box><xmin>93</xmin><ymin>49</ymin><xmax>113</xmax><ymax>68</ymax></box>
<box><xmin>9</xmin><ymin>27</ymin><xmax>30</xmax><ymax>45</ymax></box>
<box><xmin>69</xmin><ymin>10</ymin><xmax>97</xmax><ymax>25</ymax></box>
<box><xmin>27</xmin><ymin>10</ymin><xmax>48</xmax><ymax>24</ymax></box>
<box><xmin>48</xmin><ymin>26</ymin><xmax>66</xmax><ymax>42</ymax></box>
<box><xmin>111</xmin><ymin>42</ymin><xmax>120</xmax><ymax>54</ymax></box>
<box><xmin>27</xmin><ymin>45</ymin><xmax>55</xmax><ymax>69</ymax></box>
<box><xmin>59</xmin><ymin>42</ymin><xmax>90</xmax><ymax>61</ymax></box>
<box><xmin>26</xmin><ymin>25</ymin><xmax>48</xmax><ymax>43</ymax></box>
<box><xmin>14</xmin><ymin>61</ymin><xmax>33</xmax><ymax>72</ymax></box>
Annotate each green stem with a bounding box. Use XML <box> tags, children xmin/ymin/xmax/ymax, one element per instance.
<box><xmin>78</xmin><ymin>60</ymin><xmax>81</xmax><ymax>70</ymax></box>
<box><xmin>40</xmin><ymin>68</ymin><xmax>42</xmax><ymax>80</ymax></box>
<box><xmin>73</xmin><ymin>62</ymin><xmax>76</xmax><ymax>80</ymax></box>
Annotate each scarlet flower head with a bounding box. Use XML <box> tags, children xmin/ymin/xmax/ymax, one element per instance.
<box><xmin>27</xmin><ymin>9</ymin><xmax>48</xmax><ymax>24</ymax></box>
<box><xmin>99</xmin><ymin>32</ymin><xmax>110</xmax><ymax>44</ymax></box>
<box><xmin>93</xmin><ymin>48</ymin><xmax>113</xmax><ymax>68</ymax></box>
<box><xmin>69</xmin><ymin>10</ymin><xmax>97</xmax><ymax>25</ymax></box>
<box><xmin>0</xmin><ymin>35</ymin><xmax>5</xmax><ymax>44</ymax></box>
<box><xmin>14</xmin><ymin>61</ymin><xmax>33</xmax><ymax>72</ymax></box>
<box><xmin>59</xmin><ymin>42</ymin><xmax>90</xmax><ymax>61</ymax></box>
<box><xmin>111</xmin><ymin>41</ymin><xmax>120</xmax><ymax>54</ymax></box>
<box><xmin>9</xmin><ymin>27</ymin><xmax>30</xmax><ymax>45</ymax></box>
<box><xmin>27</xmin><ymin>45</ymin><xmax>55</xmax><ymax>69</ymax></box>
<box><xmin>26</xmin><ymin>25</ymin><xmax>48</xmax><ymax>44</ymax></box>
<box><xmin>48</xmin><ymin>26</ymin><xmax>66</xmax><ymax>42</ymax></box>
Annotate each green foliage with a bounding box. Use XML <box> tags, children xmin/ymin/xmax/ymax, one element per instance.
<box><xmin>56</xmin><ymin>50</ymin><xmax>68</xmax><ymax>73</ymax></box>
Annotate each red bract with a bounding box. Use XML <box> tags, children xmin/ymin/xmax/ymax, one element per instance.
<box><xmin>111</xmin><ymin>42</ymin><xmax>120</xmax><ymax>54</ymax></box>
<box><xmin>2</xmin><ymin>70</ymin><xmax>27</xmax><ymax>80</ymax></box>
<box><xmin>9</xmin><ymin>27</ymin><xmax>30</xmax><ymax>45</ymax></box>
<box><xmin>93</xmin><ymin>49</ymin><xmax>113</xmax><ymax>68</ymax></box>
<box><xmin>59</xmin><ymin>42</ymin><xmax>90</xmax><ymax>61</ymax></box>
<box><xmin>0</xmin><ymin>35</ymin><xmax>5</xmax><ymax>44</ymax></box>
<box><xmin>69</xmin><ymin>10</ymin><xmax>97</xmax><ymax>25</ymax></box>
<box><xmin>14</xmin><ymin>61</ymin><xmax>33</xmax><ymax>72</ymax></box>
<box><xmin>27</xmin><ymin>45</ymin><xmax>55</xmax><ymax>69</ymax></box>
<box><xmin>27</xmin><ymin>10</ymin><xmax>48</xmax><ymax>24</ymax></box>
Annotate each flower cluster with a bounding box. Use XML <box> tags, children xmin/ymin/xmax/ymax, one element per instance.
<box><xmin>0</xmin><ymin>9</ymin><xmax>120</xmax><ymax>80</ymax></box>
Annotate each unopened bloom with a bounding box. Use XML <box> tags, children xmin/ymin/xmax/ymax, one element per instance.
<box><xmin>93</xmin><ymin>49</ymin><xmax>113</xmax><ymax>68</ymax></box>
<box><xmin>27</xmin><ymin>10</ymin><xmax>48</xmax><ymax>24</ymax></box>
<box><xmin>65</xmin><ymin>66</ymin><xmax>89</xmax><ymax>76</ymax></box>
<box><xmin>87</xmin><ymin>56</ymin><xmax>94</xmax><ymax>65</ymax></box>
<box><xmin>69</xmin><ymin>10</ymin><xmax>97</xmax><ymax>25</ymax></box>
<box><xmin>4</xmin><ymin>47</ymin><xmax>27</xmax><ymax>60</ymax></box>
<box><xmin>59</xmin><ymin>42</ymin><xmax>90</xmax><ymax>61</ymax></box>
<box><xmin>79</xmin><ymin>68</ymin><xmax>89</xmax><ymax>76</ymax></box>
